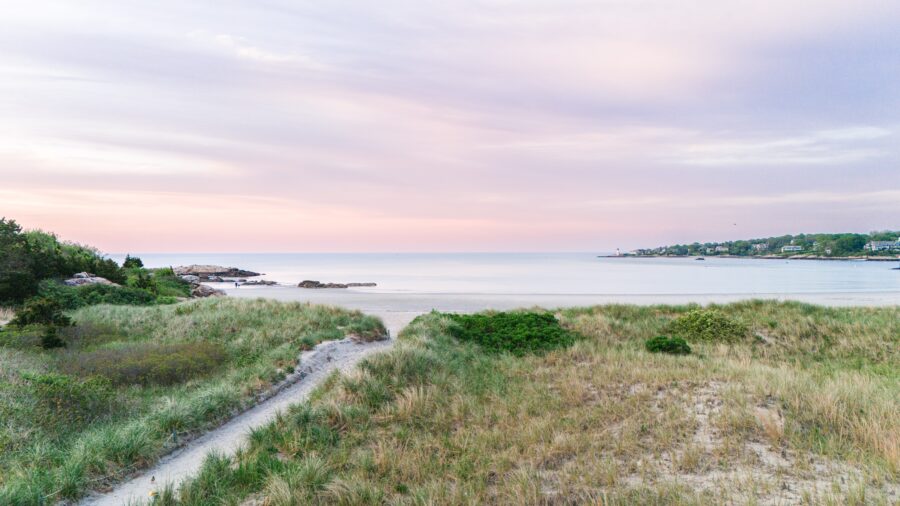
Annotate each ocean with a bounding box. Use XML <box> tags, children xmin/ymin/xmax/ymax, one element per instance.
<box><xmin>113</xmin><ymin>253</ymin><xmax>899</xmax><ymax>297</ymax></box>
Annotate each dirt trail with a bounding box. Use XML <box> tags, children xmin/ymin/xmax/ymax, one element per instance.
<box><xmin>79</xmin><ymin>311</ymin><xmax>421</xmax><ymax>506</ymax></box>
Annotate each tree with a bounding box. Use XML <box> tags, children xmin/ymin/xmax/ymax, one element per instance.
<box><xmin>122</xmin><ymin>254</ymin><xmax>144</xmax><ymax>269</ymax></box>
<box><xmin>10</xmin><ymin>296</ymin><xmax>73</xmax><ymax>348</ymax></box>
<box><xmin>833</xmin><ymin>235</ymin><xmax>867</xmax><ymax>255</ymax></box>
<box><xmin>0</xmin><ymin>218</ymin><xmax>36</xmax><ymax>304</ymax></box>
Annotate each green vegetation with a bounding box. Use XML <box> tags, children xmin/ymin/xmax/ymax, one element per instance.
<box><xmin>667</xmin><ymin>308</ymin><xmax>748</xmax><ymax>342</ymax></box>
<box><xmin>59</xmin><ymin>342</ymin><xmax>228</xmax><ymax>386</ymax></box>
<box><xmin>0</xmin><ymin>217</ymin><xmax>125</xmax><ymax>305</ymax></box>
<box><xmin>155</xmin><ymin>301</ymin><xmax>898</xmax><ymax>505</ymax></box>
<box><xmin>645</xmin><ymin>335</ymin><xmax>691</xmax><ymax>355</ymax></box>
<box><xmin>123</xmin><ymin>254</ymin><xmax>144</xmax><ymax>269</ymax></box>
<box><xmin>0</xmin><ymin>298</ymin><xmax>386</xmax><ymax>504</ymax></box>
<box><xmin>445</xmin><ymin>311</ymin><xmax>576</xmax><ymax>355</ymax></box>
<box><xmin>0</xmin><ymin>218</ymin><xmax>189</xmax><ymax>318</ymax></box>
<box><xmin>630</xmin><ymin>230</ymin><xmax>899</xmax><ymax>257</ymax></box>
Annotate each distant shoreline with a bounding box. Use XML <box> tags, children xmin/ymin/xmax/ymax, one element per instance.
<box><xmin>599</xmin><ymin>254</ymin><xmax>900</xmax><ymax>262</ymax></box>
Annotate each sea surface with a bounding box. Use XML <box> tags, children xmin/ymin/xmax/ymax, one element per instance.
<box><xmin>114</xmin><ymin>253</ymin><xmax>900</xmax><ymax>298</ymax></box>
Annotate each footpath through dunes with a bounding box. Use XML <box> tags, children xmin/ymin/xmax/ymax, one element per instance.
<box><xmin>79</xmin><ymin>311</ymin><xmax>421</xmax><ymax>506</ymax></box>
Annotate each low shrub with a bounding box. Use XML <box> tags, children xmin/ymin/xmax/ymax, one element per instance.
<box><xmin>445</xmin><ymin>311</ymin><xmax>575</xmax><ymax>355</ymax></box>
<box><xmin>122</xmin><ymin>254</ymin><xmax>144</xmax><ymax>269</ymax></box>
<box><xmin>645</xmin><ymin>335</ymin><xmax>691</xmax><ymax>355</ymax></box>
<box><xmin>40</xmin><ymin>278</ymin><xmax>180</xmax><ymax>311</ymax></box>
<box><xmin>21</xmin><ymin>371</ymin><xmax>116</xmax><ymax>429</ymax></box>
<box><xmin>10</xmin><ymin>296</ymin><xmax>72</xmax><ymax>328</ymax></box>
<box><xmin>77</xmin><ymin>283</ymin><xmax>157</xmax><ymax>306</ymax></box>
<box><xmin>59</xmin><ymin>342</ymin><xmax>228</xmax><ymax>386</ymax></box>
<box><xmin>667</xmin><ymin>308</ymin><xmax>748</xmax><ymax>342</ymax></box>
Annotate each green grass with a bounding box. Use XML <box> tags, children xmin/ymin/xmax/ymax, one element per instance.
<box><xmin>153</xmin><ymin>300</ymin><xmax>898</xmax><ymax>505</ymax></box>
<box><xmin>0</xmin><ymin>297</ymin><xmax>385</xmax><ymax>505</ymax></box>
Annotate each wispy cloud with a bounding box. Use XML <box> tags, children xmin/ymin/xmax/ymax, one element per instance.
<box><xmin>676</xmin><ymin>127</ymin><xmax>893</xmax><ymax>166</ymax></box>
<box><xmin>1</xmin><ymin>1</ymin><xmax>899</xmax><ymax>251</ymax></box>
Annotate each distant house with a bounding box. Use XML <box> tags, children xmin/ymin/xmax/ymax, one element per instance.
<box><xmin>782</xmin><ymin>245</ymin><xmax>803</xmax><ymax>253</ymax></box>
<box><xmin>715</xmin><ymin>246</ymin><xmax>729</xmax><ymax>253</ymax></box>
<box><xmin>866</xmin><ymin>241</ymin><xmax>900</xmax><ymax>252</ymax></box>
<box><xmin>752</xmin><ymin>243</ymin><xmax>768</xmax><ymax>252</ymax></box>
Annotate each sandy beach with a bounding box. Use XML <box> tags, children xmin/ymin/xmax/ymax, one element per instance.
<box><xmin>218</xmin><ymin>284</ymin><xmax>900</xmax><ymax>311</ymax></box>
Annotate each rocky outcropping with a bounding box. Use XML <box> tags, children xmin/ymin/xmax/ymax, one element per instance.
<box><xmin>64</xmin><ymin>272</ymin><xmax>120</xmax><ymax>287</ymax></box>
<box><xmin>173</xmin><ymin>265</ymin><xmax>261</xmax><ymax>280</ymax></box>
<box><xmin>298</xmin><ymin>280</ymin><xmax>377</xmax><ymax>289</ymax></box>
<box><xmin>241</xmin><ymin>280</ymin><xmax>278</xmax><ymax>286</ymax></box>
<box><xmin>191</xmin><ymin>284</ymin><xmax>226</xmax><ymax>298</ymax></box>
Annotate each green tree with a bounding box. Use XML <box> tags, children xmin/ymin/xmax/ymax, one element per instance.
<box><xmin>0</xmin><ymin>218</ymin><xmax>36</xmax><ymax>304</ymax></box>
<box><xmin>122</xmin><ymin>254</ymin><xmax>144</xmax><ymax>269</ymax></box>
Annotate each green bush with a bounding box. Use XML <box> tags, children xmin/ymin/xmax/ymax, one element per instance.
<box><xmin>668</xmin><ymin>308</ymin><xmax>748</xmax><ymax>342</ymax></box>
<box><xmin>0</xmin><ymin>218</ymin><xmax>127</xmax><ymax>304</ymax></box>
<box><xmin>445</xmin><ymin>311</ymin><xmax>575</xmax><ymax>355</ymax></box>
<box><xmin>21</xmin><ymin>372</ymin><xmax>116</xmax><ymax>429</ymax></box>
<box><xmin>645</xmin><ymin>335</ymin><xmax>691</xmax><ymax>355</ymax></box>
<box><xmin>59</xmin><ymin>342</ymin><xmax>228</xmax><ymax>386</ymax></box>
<box><xmin>122</xmin><ymin>254</ymin><xmax>144</xmax><ymax>269</ymax></box>
<box><xmin>76</xmin><ymin>284</ymin><xmax>157</xmax><ymax>306</ymax></box>
<box><xmin>10</xmin><ymin>296</ymin><xmax>72</xmax><ymax>328</ymax></box>
<box><xmin>36</xmin><ymin>281</ymin><xmax>158</xmax><ymax>310</ymax></box>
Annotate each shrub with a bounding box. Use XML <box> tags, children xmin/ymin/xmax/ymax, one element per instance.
<box><xmin>59</xmin><ymin>342</ymin><xmax>228</xmax><ymax>386</ymax></box>
<box><xmin>445</xmin><ymin>311</ymin><xmax>575</xmax><ymax>355</ymax></box>
<box><xmin>122</xmin><ymin>254</ymin><xmax>144</xmax><ymax>269</ymax></box>
<box><xmin>668</xmin><ymin>308</ymin><xmax>748</xmax><ymax>342</ymax></box>
<box><xmin>21</xmin><ymin>371</ymin><xmax>116</xmax><ymax>429</ymax></box>
<box><xmin>77</xmin><ymin>283</ymin><xmax>157</xmax><ymax>306</ymax></box>
<box><xmin>645</xmin><ymin>335</ymin><xmax>691</xmax><ymax>355</ymax></box>
<box><xmin>152</xmin><ymin>273</ymin><xmax>191</xmax><ymax>298</ymax></box>
<box><xmin>10</xmin><ymin>296</ymin><xmax>72</xmax><ymax>328</ymax></box>
<box><xmin>41</xmin><ymin>326</ymin><xmax>65</xmax><ymax>349</ymax></box>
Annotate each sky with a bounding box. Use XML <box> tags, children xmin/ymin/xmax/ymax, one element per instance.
<box><xmin>1</xmin><ymin>0</ymin><xmax>899</xmax><ymax>253</ymax></box>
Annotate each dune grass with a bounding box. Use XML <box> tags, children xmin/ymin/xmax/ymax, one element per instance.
<box><xmin>155</xmin><ymin>301</ymin><xmax>897</xmax><ymax>505</ymax></box>
<box><xmin>0</xmin><ymin>297</ymin><xmax>385</xmax><ymax>505</ymax></box>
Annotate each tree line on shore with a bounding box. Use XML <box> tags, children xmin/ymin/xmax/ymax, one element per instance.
<box><xmin>635</xmin><ymin>231</ymin><xmax>898</xmax><ymax>257</ymax></box>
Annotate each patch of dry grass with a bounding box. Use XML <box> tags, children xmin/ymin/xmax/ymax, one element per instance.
<box><xmin>159</xmin><ymin>301</ymin><xmax>898</xmax><ymax>505</ymax></box>
<box><xmin>0</xmin><ymin>307</ymin><xmax>14</xmax><ymax>326</ymax></box>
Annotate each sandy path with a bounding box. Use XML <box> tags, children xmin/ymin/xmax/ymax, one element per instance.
<box><xmin>80</xmin><ymin>311</ymin><xmax>420</xmax><ymax>506</ymax></box>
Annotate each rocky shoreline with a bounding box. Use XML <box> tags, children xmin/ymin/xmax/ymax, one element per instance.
<box><xmin>173</xmin><ymin>265</ymin><xmax>262</xmax><ymax>280</ymax></box>
<box><xmin>601</xmin><ymin>254</ymin><xmax>899</xmax><ymax>262</ymax></box>
<box><xmin>298</xmin><ymin>280</ymin><xmax>377</xmax><ymax>289</ymax></box>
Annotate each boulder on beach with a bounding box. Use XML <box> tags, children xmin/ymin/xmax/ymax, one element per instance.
<box><xmin>173</xmin><ymin>265</ymin><xmax>261</xmax><ymax>280</ymax></box>
<box><xmin>191</xmin><ymin>284</ymin><xmax>226</xmax><ymax>298</ymax></box>
<box><xmin>179</xmin><ymin>274</ymin><xmax>201</xmax><ymax>284</ymax></box>
<box><xmin>298</xmin><ymin>280</ymin><xmax>376</xmax><ymax>289</ymax></box>
<box><xmin>64</xmin><ymin>272</ymin><xmax>120</xmax><ymax>287</ymax></box>
<box><xmin>241</xmin><ymin>280</ymin><xmax>278</xmax><ymax>286</ymax></box>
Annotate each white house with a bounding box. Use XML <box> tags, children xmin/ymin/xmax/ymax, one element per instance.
<box><xmin>782</xmin><ymin>245</ymin><xmax>803</xmax><ymax>253</ymax></box>
<box><xmin>866</xmin><ymin>241</ymin><xmax>900</xmax><ymax>252</ymax></box>
<box><xmin>752</xmin><ymin>243</ymin><xmax>768</xmax><ymax>251</ymax></box>
<box><xmin>715</xmin><ymin>246</ymin><xmax>729</xmax><ymax>253</ymax></box>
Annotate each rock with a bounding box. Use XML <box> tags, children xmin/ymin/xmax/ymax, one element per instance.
<box><xmin>64</xmin><ymin>274</ymin><xmax>119</xmax><ymax>287</ymax></box>
<box><xmin>298</xmin><ymin>280</ymin><xmax>376</xmax><ymax>289</ymax></box>
<box><xmin>207</xmin><ymin>276</ymin><xmax>225</xmax><ymax>283</ymax></box>
<box><xmin>173</xmin><ymin>265</ymin><xmax>261</xmax><ymax>280</ymax></box>
<box><xmin>179</xmin><ymin>274</ymin><xmax>201</xmax><ymax>284</ymax></box>
<box><xmin>241</xmin><ymin>280</ymin><xmax>278</xmax><ymax>286</ymax></box>
<box><xmin>191</xmin><ymin>284</ymin><xmax>226</xmax><ymax>298</ymax></box>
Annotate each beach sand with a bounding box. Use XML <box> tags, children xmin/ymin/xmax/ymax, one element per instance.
<box><xmin>218</xmin><ymin>285</ymin><xmax>900</xmax><ymax>312</ymax></box>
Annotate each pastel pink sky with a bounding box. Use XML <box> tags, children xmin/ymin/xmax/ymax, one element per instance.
<box><xmin>2</xmin><ymin>1</ymin><xmax>899</xmax><ymax>252</ymax></box>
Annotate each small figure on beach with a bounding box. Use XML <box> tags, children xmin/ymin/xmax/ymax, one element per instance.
<box><xmin>235</xmin><ymin>281</ymin><xmax>239</xmax><ymax>288</ymax></box>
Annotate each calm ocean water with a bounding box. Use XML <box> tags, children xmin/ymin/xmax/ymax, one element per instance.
<box><xmin>112</xmin><ymin>253</ymin><xmax>900</xmax><ymax>296</ymax></box>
